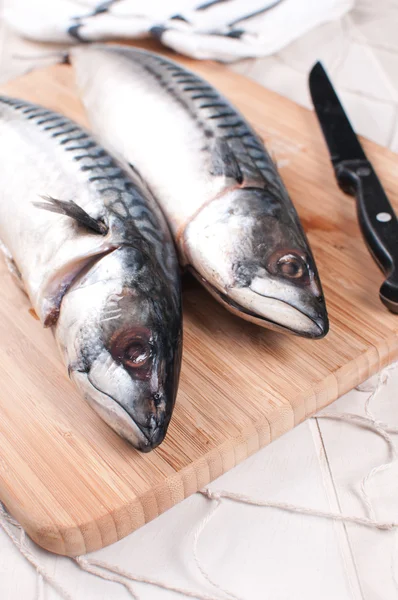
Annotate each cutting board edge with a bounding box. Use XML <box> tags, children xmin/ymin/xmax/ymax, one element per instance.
<box><xmin>6</xmin><ymin>334</ymin><xmax>396</xmax><ymax>557</ymax></box>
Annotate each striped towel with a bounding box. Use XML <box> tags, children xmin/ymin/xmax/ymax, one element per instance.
<box><xmin>3</xmin><ymin>0</ymin><xmax>354</xmax><ymax>62</ymax></box>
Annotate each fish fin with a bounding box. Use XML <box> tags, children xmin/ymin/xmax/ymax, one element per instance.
<box><xmin>28</xmin><ymin>308</ymin><xmax>40</xmax><ymax>321</ymax></box>
<box><xmin>210</xmin><ymin>139</ymin><xmax>243</xmax><ymax>184</ymax></box>
<box><xmin>0</xmin><ymin>238</ymin><xmax>27</xmax><ymax>292</ymax></box>
<box><xmin>33</xmin><ymin>195</ymin><xmax>108</xmax><ymax>235</ymax></box>
<box><xmin>126</xmin><ymin>162</ymin><xmax>154</xmax><ymax>194</ymax></box>
<box><xmin>127</xmin><ymin>162</ymin><xmax>145</xmax><ymax>183</ymax></box>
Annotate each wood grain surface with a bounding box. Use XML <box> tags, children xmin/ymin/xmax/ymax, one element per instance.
<box><xmin>0</xmin><ymin>47</ymin><xmax>397</xmax><ymax>556</ymax></box>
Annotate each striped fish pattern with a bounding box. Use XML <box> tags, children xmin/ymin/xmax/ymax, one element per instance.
<box><xmin>0</xmin><ymin>96</ymin><xmax>177</xmax><ymax>294</ymax></box>
<box><xmin>120</xmin><ymin>50</ymin><xmax>287</xmax><ymax>197</ymax></box>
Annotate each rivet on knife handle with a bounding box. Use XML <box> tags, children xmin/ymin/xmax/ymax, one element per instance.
<box><xmin>309</xmin><ymin>61</ymin><xmax>398</xmax><ymax>313</ymax></box>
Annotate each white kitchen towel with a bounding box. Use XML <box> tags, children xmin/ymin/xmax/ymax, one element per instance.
<box><xmin>4</xmin><ymin>0</ymin><xmax>354</xmax><ymax>62</ymax></box>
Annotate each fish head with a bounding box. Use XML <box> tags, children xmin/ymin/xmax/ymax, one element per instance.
<box><xmin>184</xmin><ymin>187</ymin><xmax>328</xmax><ymax>338</ymax></box>
<box><xmin>55</xmin><ymin>246</ymin><xmax>182</xmax><ymax>452</ymax></box>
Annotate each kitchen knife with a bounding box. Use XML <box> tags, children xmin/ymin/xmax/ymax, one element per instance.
<box><xmin>309</xmin><ymin>61</ymin><xmax>398</xmax><ymax>313</ymax></box>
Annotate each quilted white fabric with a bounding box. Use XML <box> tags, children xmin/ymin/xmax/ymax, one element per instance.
<box><xmin>3</xmin><ymin>0</ymin><xmax>353</xmax><ymax>62</ymax></box>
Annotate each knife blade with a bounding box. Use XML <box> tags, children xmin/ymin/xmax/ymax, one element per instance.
<box><xmin>309</xmin><ymin>61</ymin><xmax>398</xmax><ymax>314</ymax></box>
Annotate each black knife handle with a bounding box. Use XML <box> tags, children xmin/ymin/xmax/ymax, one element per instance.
<box><xmin>335</xmin><ymin>159</ymin><xmax>398</xmax><ymax>313</ymax></box>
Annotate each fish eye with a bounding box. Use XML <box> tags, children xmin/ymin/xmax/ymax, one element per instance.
<box><xmin>109</xmin><ymin>327</ymin><xmax>153</xmax><ymax>375</ymax></box>
<box><xmin>124</xmin><ymin>341</ymin><xmax>151</xmax><ymax>369</ymax></box>
<box><xmin>277</xmin><ymin>254</ymin><xmax>305</xmax><ymax>279</ymax></box>
<box><xmin>267</xmin><ymin>249</ymin><xmax>308</xmax><ymax>281</ymax></box>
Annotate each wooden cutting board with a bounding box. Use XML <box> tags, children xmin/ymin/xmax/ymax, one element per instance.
<box><xmin>1</xmin><ymin>44</ymin><xmax>398</xmax><ymax>557</ymax></box>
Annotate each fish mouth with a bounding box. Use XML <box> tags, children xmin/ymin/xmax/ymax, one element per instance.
<box><xmin>90</xmin><ymin>388</ymin><xmax>167</xmax><ymax>452</ymax></box>
<box><xmin>72</xmin><ymin>371</ymin><xmax>167</xmax><ymax>451</ymax></box>
<box><xmin>221</xmin><ymin>289</ymin><xmax>328</xmax><ymax>338</ymax></box>
<box><xmin>130</xmin><ymin>414</ymin><xmax>168</xmax><ymax>453</ymax></box>
<box><xmin>190</xmin><ymin>270</ymin><xmax>328</xmax><ymax>339</ymax></box>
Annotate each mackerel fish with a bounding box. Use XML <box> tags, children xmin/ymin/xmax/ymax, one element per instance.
<box><xmin>0</xmin><ymin>95</ymin><xmax>182</xmax><ymax>452</ymax></box>
<box><xmin>70</xmin><ymin>45</ymin><xmax>329</xmax><ymax>338</ymax></box>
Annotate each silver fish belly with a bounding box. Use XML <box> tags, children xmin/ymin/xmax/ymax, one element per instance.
<box><xmin>71</xmin><ymin>44</ymin><xmax>329</xmax><ymax>339</ymax></box>
<box><xmin>0</xmin><ymin>95</ymin><xmax>182</xmax><ymax>451</ymax></box>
